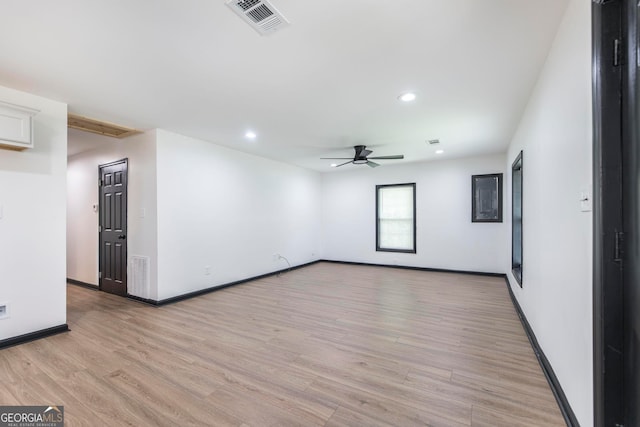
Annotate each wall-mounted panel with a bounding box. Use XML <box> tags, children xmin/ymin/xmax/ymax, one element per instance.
<box><xmin>0</xmin><ymin>101</ymin><xmax>38</xmax><ymax>150</ymax></box>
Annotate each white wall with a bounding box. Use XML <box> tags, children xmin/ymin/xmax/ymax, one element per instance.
<box><xmin>321</xmin><ymin>154</ymin><xmax>507</xmax><ymax>274</ymax></box>
<box><xmin>66</xmin><ymin>129</ymin><xmax>159</xmax><ymax>299</ymax></box>
<box><xmin>506</xmin><ymin>0</ymin><xmax>592</xmax><ymax>424</ymax></box>
<box><xmin>0</xmin><ymin>86</ymin><xmax>67</xmax><ymax>341</ymax></box>
<box><xmin>155</xmin><ymin>129</ymin><xmax>322</xmax><ymax>300</ymax></box>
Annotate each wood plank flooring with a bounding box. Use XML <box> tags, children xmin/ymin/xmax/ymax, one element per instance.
<box><xmin>0</xmin><ymin>262</ymin><xmax>566</xmax><ymax>426</ymax></box>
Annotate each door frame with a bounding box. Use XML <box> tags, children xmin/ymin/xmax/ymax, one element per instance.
<box><xmin>592</xmin><ymin>1</ymin><xmax>625</xmax><ymax>425</ymax></box>
<box><xmin>98</xmin><ymin>158</ymin><xmax>129</xmax><ymax>295</ymax></box>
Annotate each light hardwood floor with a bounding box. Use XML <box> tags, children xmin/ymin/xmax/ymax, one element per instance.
<box><xmin>0</xmin><ymin>262</ymin><xmax>566</xmax><ymax>426</ymax></box>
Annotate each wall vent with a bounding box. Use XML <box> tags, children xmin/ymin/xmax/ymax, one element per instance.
<box><xmin>68</xmin><ymin>114</ymin><xmax>141</xmax><ymax>139</ymax></box>
<box><xmin>226</xmin><ymin>0</ymin><xmax>289</xmax><ymax>35</ymax></box>
<box><xmin>129</xmin><ymin>255</ymin><xmax>151</xmax><ymax>299</ymax></box>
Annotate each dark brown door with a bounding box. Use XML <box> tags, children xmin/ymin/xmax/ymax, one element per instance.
<box><xmin>594</xmin><ymin>1</ymin><xmax>640</xmax><ymax>426</ymax></box>
<box><xmin>99</xmin><ymin>159</ymin><xmax>128</xmax><ymax>296</ymax></box>
<box><xmin>622</xmin><ymin>2</ymin><xmax>640</xmax><ymax>425</ymax></box>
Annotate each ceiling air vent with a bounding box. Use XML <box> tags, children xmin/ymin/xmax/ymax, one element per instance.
<box><xmin>226</xmin><ymin>0</ymin><xmax>289</xmax><ymax>36</ymax></box>
<box><xmin>68</xmin><ymin>114</ymin><xmax>141</xmax><ymax>139</ymax></box>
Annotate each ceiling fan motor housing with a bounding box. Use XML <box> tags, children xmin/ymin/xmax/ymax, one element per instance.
<box><xmin>353</xmin><ymin>145</ymin><xmax>371</xmax><ymax>162</ymax></box>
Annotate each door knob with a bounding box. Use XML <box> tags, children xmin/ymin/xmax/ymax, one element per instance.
<box><xmin>118</xmin><ymin>235</ymin><xmax>126</xmax><ymax>239</ymax></box>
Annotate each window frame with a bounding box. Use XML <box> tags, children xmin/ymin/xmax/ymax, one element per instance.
<box><xmin>375</xmin><ymin>182</ymin><xmax>417</xmax><ymax>254</ymax></box>
<box><xmin>511</xmin><ymin>151</ymin><xmax>523</xmax><ymax>286</ymax></box>
<box><xmin>471</xmin><ymin>173</ymin><xmax>503</xmax><ymax>223</ymax></box>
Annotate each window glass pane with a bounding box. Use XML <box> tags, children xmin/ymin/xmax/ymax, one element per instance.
<box><xmin>380</xmin><ymin>186</ymin><xmax>413</xmax><ymax>218</ymax></box>
<box><xmin>472</xmin><ymin>174</ymin><xmax>503</xmax><ymax>222</ymax></box>
<box><xmin>379</xmin><ymin>219</ymin><xmax>414</xmax><ymax>250</ymax></box>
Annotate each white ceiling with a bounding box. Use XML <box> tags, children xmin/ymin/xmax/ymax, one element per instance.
<box><xmin>0</xmin><ymin>0</ymin><xmax>568</xmax><ymax>171</ymax></box>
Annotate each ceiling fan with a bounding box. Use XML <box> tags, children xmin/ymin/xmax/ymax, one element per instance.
<box><xmin>321</xmin><ymin>145</ymin><xmax>404</xmax><ymax>168</ymax></box>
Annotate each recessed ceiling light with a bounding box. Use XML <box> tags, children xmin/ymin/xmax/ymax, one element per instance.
<box><xmin>435</xmin><ymin>150</ymin><xmax>444</xmax><ymax>154</ymax></box>
<box><xmin>398</xmin><ymin>92</ymin><xmax>416</xmax><ymax>102</ymax></box>
<box><xmin>330</xmin><ymin>163</ymin><xmax>337</xmax><ymax>167</ymax></box>
<box><xmin>245</xmin><ymin>131</ymin><xmax>257</xmax><ymax>139</ymax></box>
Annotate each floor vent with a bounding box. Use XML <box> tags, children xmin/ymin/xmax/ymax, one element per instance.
<box><xmin>68</xmin><ymin>114</ymin><xmax>141</xmax><ymax>139</ymax></box>
<box><xmin>226</xmin><ymin>0</ymin><xmax>289</xmax><ymax>35</ymax></box>
<box><xmin>129</xmin><ymin>255</ymin><xmax>151</xmax><ymax>298</ymax></box>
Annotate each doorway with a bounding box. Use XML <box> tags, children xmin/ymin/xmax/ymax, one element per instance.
<box><xmin>98</xmin><ymin>158</ymin><xmax>128</xmax><ymax>296</ymax></box>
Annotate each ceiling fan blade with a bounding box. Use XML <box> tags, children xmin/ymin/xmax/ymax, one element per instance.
<box><xmin>320</xmin><ymin>157</ymin><xmax>354</xmax><ymax>159</ymax></box>
<box><xmin>360</xmin><ymin>149</ymin><xmax>372</xmax><ymax>157</ymax></box>
<box><xmin>368</xmin><ymin>155</ymin><xmax>404</xmax><ymax>160</ymax></box>
<box><xmin>367</xmin><ymin>161</ymin><xmax>380</xmax><ymax>168</ymax></box>
<box><xmin>335</xmin><ymin>160</ymin><xmax>353</xmax><ymax>167</ymax></box>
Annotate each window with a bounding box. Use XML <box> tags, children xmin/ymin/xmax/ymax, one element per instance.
<box><xmin>471</xmin><ymin>173</ymin><xmax>503</xmax><ymax>222</ymax></box>
<box><xmin>376</xmin><ymin>183</ymin><xmax>416</xmax><ymax>253</ymax></box>
<box><xmin>512</xmin><ymin>151</ymin><xmax>523</xmax><ymax>286</ymax></box>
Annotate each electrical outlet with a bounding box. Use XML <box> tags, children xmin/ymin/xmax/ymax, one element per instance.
<box><xmin>204</xmin><ymin>266</ymin><xmax>211</xmax><ymax>275</ymax></box>
<box><xmin>272</xmin><ymin>253</ymin><xmax>280</xmax><ymax>261</ymax></box>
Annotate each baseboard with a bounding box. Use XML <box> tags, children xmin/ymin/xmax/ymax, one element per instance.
<box><xmin>504</xmin><ymin>276</ymin><xmax>579</xmax><ymax>427</ymax></box>
<box><xmin>127</xmin><ymin>260</ymin><xmax>323</xmax><ymax>306</ymax></box>
<box><xmin>126</xmin><ymin>294</ymin><xmax>160</xmax><ymax>306</ymax></box>
<box><xmin>0</xmin><ymin>324</ymin><xmax>69</xmax><ymax>350</ymax></box>
<box><xmin>67</xmin><ymin>278</ymin><xmax>99</xmax><ymax>290</ymax></box>
<box><xmin>320</xmin><ymin>259</ymin><xmax>505</xmax><ymax>277</ymax></box>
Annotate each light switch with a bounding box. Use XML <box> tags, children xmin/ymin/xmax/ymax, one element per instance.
<box><xmin>580</xmin><ymin>188</ymin><xmax>592</xmax><ymax>212</ymax></box>
<box><xmin>0</xmin><ymin>302</ymin><xmax>8</xmax><ymax>319</ymax></box>
<box><xmin>139</xmin><ymin>208</ymin><xmax>146</xmax><ymax>218</ymax></box>
<box><xmin>0</xmin><ymin>204</ymin><xmax>3</xmax><ymax>219</ymax></box>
